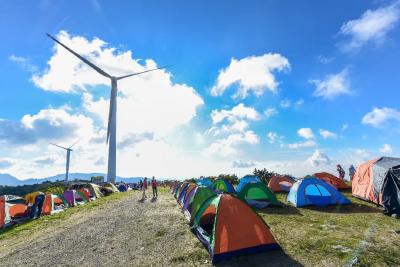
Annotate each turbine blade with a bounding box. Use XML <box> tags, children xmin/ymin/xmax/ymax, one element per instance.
<box><xmin>116</xmin><ymin>65</ymin><xmax>171</xmax><ymax>80</ymax></box>
<box><xmin>51</xmin><ymin>143</ymin><xmax>68</xmax><ymax>150</ymax></box>
<box><xmin>68</xmin><ymin>139</ymin><xmax>80</xmax><ymax>149</ymax></box>
<box><xmin>106</xmin><ymin>88</ymin><xmax>116</xmax><ymax>144</ymax></box>
<box><xmin>46</xmin><ymin>33</ymin><xmax>111</xmax><ymax>79</ymax></box>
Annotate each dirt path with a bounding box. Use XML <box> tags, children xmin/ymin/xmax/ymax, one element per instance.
<box><xmin>0</xmin><ymin>190</ymin><xmax>210</xmax><ymax>267</ymax></box>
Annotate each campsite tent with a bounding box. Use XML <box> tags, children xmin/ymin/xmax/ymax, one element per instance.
<box><xmin>314</xmin><ymin>172</ymin><xmax>350</xmax><ymax>190</ymax></box>
<box><xmin>212</xmin><ymin>179</ymin><xmax>235</xmax><ymax>194</ymax></box>
<box><xmin>42</xmin><ymin>194</ymin><xmax>67</xmax><ymax>215</ymax></box>
<box><xmin>0</xmin><ymin>195</ymin><xmax>29</xmax><ymax>228</ymax></box>
<box><xmin>236</xmin><ymin>175</ymin><xmax>260</xmax><ymax>192</ymax></box>
<box><xmin>101</xmin><ymin>182</ymin><xmax>120</xmax><ymax>193</ymax></box>
<box><xmin>237</xmin><ymin>182</ymin><xmax>278</xmax><ymax>208</ymax></box>
<box><xmin>178</xmin><ymin>183</ymin><xmax>196</xmax><ymax>205</ymax></box>
<box><xmin>175</xmin><ymin>182</ymin><xmax>187</xmax><ymax>199</ymax></box>
<box><xmin>268</xmin><ymin>176</ymin><xmax>295</xmax><ymax>192</ymax></box>
<box><xmin>69</xmin><ymin>183</ymin><xmax>103</xmax><ymax>199</ymax></box>
<box><xmin>62</xmin><ymin>190</ymin><xmax>88</xmax><ymax>207</ymax></box>
<box><xmin>287</xmin><ymin>178</ymin><xmax>351</xmax><ymax>207</ymax></box>
<box><xmin>352</xmin><ymin>157</ymin><xmax>400</xmax><ymax>215</ymax></box>
<box><xmin>191</xmin><ymin>194</ymin><xmax>280</xmax><ymax>263</ymax></box>
<box><xmin>183</xmin><ymin>186</ymin><xmax>217</xmax><ymax>222</ymax></box>
<box><xmin>180</xmin><ymin>184</ymin><xmax>197</xmax><ymax>206</ymax></box>
<box><xmin>196</xmin><ymin>178</ymin><xmax>213</xmax><ymax>188</ymax></box>
<box><xmin>117</xmin><ymin>184</ymin><xmax>128</xmax><ymax>192</ymax></box>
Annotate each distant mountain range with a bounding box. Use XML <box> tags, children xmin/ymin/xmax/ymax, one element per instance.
<box><xmin>0</xmin><ymin>173</ymin><xmax>147</xmax><ymax>186</ymax></box>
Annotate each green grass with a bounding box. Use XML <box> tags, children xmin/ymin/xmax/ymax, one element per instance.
<box><xmin>0</xmin><ymin>191</ymin><xmax>133</xmax><ymax>240</ymax></box>
<box><xmin>257</xmin><ymin>191</ymin><xmax>400</xmax><ymax>266</ymax></box>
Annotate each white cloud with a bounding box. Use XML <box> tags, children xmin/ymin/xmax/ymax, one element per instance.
<box><xmin>339</xmin><ymin>1</ymin><xmax>400</xmax><ymax>52</ymax></box>
<box><xmin>267</xmin><ymin>131</ymin><xmax>283</xmax><ymax>144</ymax></box>
<box><xmin>310</xmin><ymin>68</ymin><xmax>352</xmax><ymax>100</ymax></box>
<box><xmin>9</xmin><ymin>55</ymin><xmax>38</xmax><ymax>73</ymax></box>
<box><xmin>341</xmin><ymin>124</ymin><xmax>348</xmax><ymax>131</ymax></box>
<box><xmin>280</xmin><ymin>99</ymin><xmax>304</xmax><ymax>109</ymax></box>
<box><xmin>286</xmin><ymin>128</ymin><xmax>316</xmax><ymax>149</ymax></box>
<box><xmin>211</xmin><ymin>53</ymin><xmax>290</xmax><ymax>98</ymax></box>
<box><xmin>204</xmin><ymin>131</ymin><xmax>260</xmax><ymax>157</ymax></box>
<box><xmin>264</xmin><ymin>108</ymin><xmax>278</xmax><ymax>119</ymax></box>
<box><xmin>298</xmin><ymin>128</ymin><xmax>314</xmax><ymax>140</ymax></box>
<box><xmin>308</xmin><ymin>150</ymin><xmax>331</xmax><ymax>166</ymax></box>
<box><xmin>317</xmin><ymin>55</ymin><xmax>335</xmax><ymax>64</ymax></box>
<box><xmin>280</xmin><ymin>99</ymin><xmax>291</xmax><ymax>108</ymax></box>
<box><xmin>287</xmin><ymin>140</ymin><xmax>317</xmax><ymax>149</ymax></box>
<box><xmin>0</xmin><ymin>108</ymin><xmax>94</xmax><ymax>145</ymax></box>
<box><xmin>379</xmin><ymin>144</ymin><xmax>393</xmax><ymax>154</ymax></box>
<box><xmin>232</xmin><ymin>160</ymin><xmax>256</xmax><ymax>168</ymax></box>
<box><xmin>211</xmin><ymin>103</ymin><xmax>259</xmax><ymax>124</ymax></box>
<box><xmin>319</xmin><ymin>129</ymin><xmax>337</xmax><ymax>139</ymax></box>
<box><xmin>0</xmin><ymin>158</ymin><xmax>16</xmax><ymax>169</ymax></box>
<box><xmin>362</xmin><ymin>107</ymin><xmax>400</xmax><ymax>127</ymax></box>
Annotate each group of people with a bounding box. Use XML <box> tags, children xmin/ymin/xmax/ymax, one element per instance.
<box><xmin>336</xmin><ymin>164</ymin><xmax>356</xmax><ymax>181</ymax></box>
<box><xmin>140</xmin><ymin>176</ymin><xmax>158</xmax><ymax>200</ymax></box>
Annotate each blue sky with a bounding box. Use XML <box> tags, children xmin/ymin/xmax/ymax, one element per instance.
<box><xmin>0</xmin><ymin>0</ymin><xmax>399</xmax><ymax>180</ymax></box>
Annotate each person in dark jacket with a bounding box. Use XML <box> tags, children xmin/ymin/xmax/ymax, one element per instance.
<box><xmin>29</xmin><ymin>192</ymin><xmax>45</xmax><ymax>219</ymax></box>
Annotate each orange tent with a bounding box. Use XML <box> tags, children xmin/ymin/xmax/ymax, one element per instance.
<box><xmin>268</xmin><ymin>176</ymin><xmax>294</xmax><ymax>192</ymax></box>
<box><xmin>191</xmin><ymin>194</ymin><xmax>280</xmax><ymax>262</ymax></box>
<box><xmin>314</xmin><ymin>172</ymin><xmax>350</xmax><ymax>190</ymax></box>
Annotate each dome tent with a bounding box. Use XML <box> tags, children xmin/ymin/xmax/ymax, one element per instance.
<box><xmin>237</xmin><ymin>182</ymin><xmax>278</xmax><ymax>208</ymax></box>
<box><xmin>191</xmin><ymin>194</ymin><xmax>280</xmax><ymax>263</ymax></box>
<box><xmin>352</xmin><ymin>157</ymin><xmax>400</xmax><ymax>216</ymax></box>
<box><xmin>212</xmin><ymin>179</ymin><xmax>235</xmax><ymax>193</ymax></box>
<box><xmin>236</xmin><ymin>175</ymin><xmax>260</xmax><ymax>192</ymax></box>
<box><xmin>268</xmin><ymin>175</ymin><xmax>295</xmax><ymax>192</ymax></box>
<box><xmin>287</xmin><ymin>178</ymin><xmax>351</xmax><ymax>207</ymax></box>
<box><xmin>314</xmin><ymin>172</ymin><xmax>350</xmax><ymax>190</ymax></box>
<box><xmin>196</xmin><ymin>178</ymin><xmax>213</xmax><ymax>188</ymax></box>
<box><xmin>182</xmin><ymin>186</ymin><xmax>217</xmax><ymax>222</ymax></box>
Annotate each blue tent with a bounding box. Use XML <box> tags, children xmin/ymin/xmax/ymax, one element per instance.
<box><xmin>196</xmin><ymin>178</ymin><xmax>213</xmax><ymax>187</ymax></box>
<box><xmin>287</xmin><ymin>178</ymin><xmax>351</xmax><ymax>207</ymax></box>
<box><xmin>236</xmin><ymin>175</ymin><xmax>261</xmax><ymax>192</ymax></box>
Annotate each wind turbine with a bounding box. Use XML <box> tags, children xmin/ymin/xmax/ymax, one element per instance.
<box><xmin>51</xmin><ymin>140</ymin><xmax>79</xmax><ymax>182</ymax></box>
<box><xmin>46</xmin><ymin>33</ymin><xmax>168</xmax><ymax>182</ymax></box>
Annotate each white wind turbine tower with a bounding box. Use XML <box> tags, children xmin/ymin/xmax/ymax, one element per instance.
<box><xmin>47</xmin><ymin>33</ymin><xmax>168</xmax><ymax>182</ymax></box>
<box><xmin>51</xmin><ymin>141</ymin><xmax>79</xmax><ymax>182</ymax></box>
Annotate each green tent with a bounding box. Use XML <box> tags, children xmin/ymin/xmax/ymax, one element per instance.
<box><xmin>101</xmin><ymin>182</ymin><xmax>120</xmax><ymax>193</ymax></box>
<box><xmin>183</xmin><ymin>186</ymin><xmax>216</xmax><ymax>223</ymax></box>
<box><xmin>237</xmin><ymin>182</ymin><xmax>278</xmax><ymax>208</ymax></box>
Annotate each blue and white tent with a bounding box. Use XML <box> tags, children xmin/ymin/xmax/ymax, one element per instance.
<box><xmin>287</xmin><ymin>178</ymin><xmax>351</xmax><ymax>207</ymax></box>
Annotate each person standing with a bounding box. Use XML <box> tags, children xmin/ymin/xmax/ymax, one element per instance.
<box><xmin>29</xmin><ymin>192</ymin><xmax>45</xmax><ymax>219</ymax></box>
<box><xmin>349</xmin><ymin>165</ymin><xmax>356</xmax><ymax>181</ymax></box>
<box><xmin>337</xmin><ymin>164</ymin><xmax>345</xmax><ymax>180</ymax></box>
<box><xmin>141</xmin><ymin>177</ymin><xmax>148</xmax><ymax>200</ymax></box>
<box><xmin>151</xmin><ymin>176</ymin><xmax>158</xmax><ymax>198</ymax></box>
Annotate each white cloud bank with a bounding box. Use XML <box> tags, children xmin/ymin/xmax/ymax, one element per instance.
<box><xmin>362</xmin><ymin>107</ymin><xmax>400</xmax><ymax>128</ymax></box>
<box><xmin>310</xmin><ymin>69</ymin><xmax>352</xmax><ymax>100</ymax></box>
<box><xmin>339</xmin><ymin>1</ymin><xmax>400</xmax><ymax>52</ymax></box>
<box><xmin>379</xmin><ymin>144</ymin><xmax>393</xmax><ymax>154</ymax></box>
<box><xmin>308</xmin><ymin>149</ymin><xmax>331</xmax><ymax>167</ymax></box>
<box><xmin>319</xmin><ymin>129</ymin><xmax>337</xmax><ymax>139</ymax></box>
<box><xmin>211</xmin><ymin>53</ymin><xmax>290</xmax><ymax>99</ymax></box>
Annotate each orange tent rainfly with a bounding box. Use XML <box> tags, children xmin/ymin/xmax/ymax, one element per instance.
<box><xmin>191</xmin><ymin>194</ymin><xmax>280</xmax><ymax>263</ymax></box>
<box><xmin>314</xmin><ymin>172</ymin><xmax>350</xmax><ymax>190</ymax></box>
<box><xmin>268</xmin><ymin>175</ymin><xmax>294</xmax><ymax>192</ymax></box>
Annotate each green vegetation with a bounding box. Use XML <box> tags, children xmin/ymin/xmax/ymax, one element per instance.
<box><xmin>253</xmin><ymin>168</ymin><xmax>276</xmax><ymax>184</ymax></box>
<box><xmin>258</xmin><ymin>191</ymin><xmax>400</xmax><ymax>266</ymax></box>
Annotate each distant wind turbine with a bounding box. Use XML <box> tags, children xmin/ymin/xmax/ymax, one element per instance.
<box><xmin>51</xmin><ymin>140</ymin><xmax>79</xmax><ymax>182</ymax></box>
<box><xmin>46</xmin><ymin>33</ymin><xmax>169</xmax><ymax>182</ymax></box>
